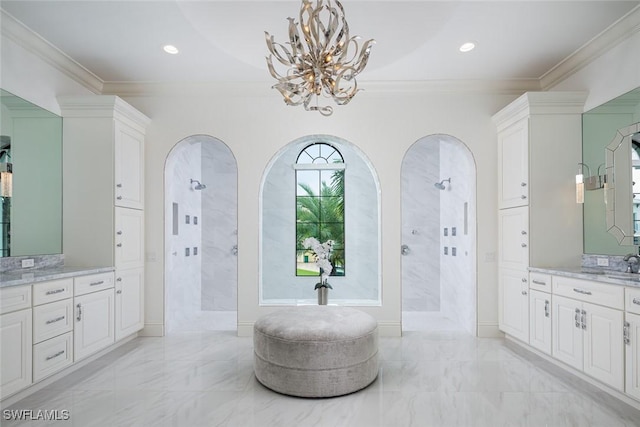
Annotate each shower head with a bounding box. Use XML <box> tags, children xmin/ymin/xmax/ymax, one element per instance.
<box><xmin>435</xmin><ymin>178</ymin><xmax>451</xmax><ymax>190</ymax></box>
<box><xmin>190</xmin><ymin>179</ymin><xmax>206</xmax><ymax>190</ymax></box>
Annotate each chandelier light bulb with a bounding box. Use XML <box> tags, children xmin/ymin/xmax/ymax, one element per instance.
<box><xmin>265</xmin><ymin>0</ymin><xmax>375</xmax><ymax>116</ymax></box>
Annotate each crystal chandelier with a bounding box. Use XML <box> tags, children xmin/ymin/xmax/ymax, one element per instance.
<box><xmin>265</xmin><ymin>0</ymin><xmax>375</xmax><ymax>116</ymax></box>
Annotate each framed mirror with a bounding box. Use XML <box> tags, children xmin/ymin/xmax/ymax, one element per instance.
<box><xmin>583</xmin><ymin>87</ymin><xmax>640</xmax><ymax>254</ymax></box>
<box><xmin>605</xmin><ymin>122</ymin><xmax>640</xmax><ymax>245</ymax></box>
<box><xmin>0</xmin><ymin>89</ymin><xmax>63</xmax><ymax>257</ymax></box>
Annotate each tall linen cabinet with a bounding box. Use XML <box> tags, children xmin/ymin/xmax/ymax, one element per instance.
<box><xmin>59</xmin><ymin>96</ymin><xmax>150</xmax><ymax>340</ymax></box>
<box><xmin>492</xmin><ymin>92</ymin><xmax>586</xmax><ymax>343</ymax></box>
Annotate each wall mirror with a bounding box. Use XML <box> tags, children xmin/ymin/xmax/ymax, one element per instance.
<box><xmin>0</xmin><ymin>89</ymin><xmax>63</xmax><ymax>257</ymax></box>
<box><xmin>583</xmin><ymin>87</ymin><xmax>640</xmax><ymax>254</ymax></box>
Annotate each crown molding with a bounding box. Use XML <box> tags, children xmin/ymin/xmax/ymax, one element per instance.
<box><xmin>540</xmin><ymin>5</ymin><xmax>640</xmax><ymax>91</ymax></box>
<box><xmin>1</xmin><ymin>8</ymin><xmax>104</xmax><ymax>94</ymax></box>
<box><xmin>103</xmin><ymin>78</ymin><xmax>541</xmax><ymax>97</ymax></box>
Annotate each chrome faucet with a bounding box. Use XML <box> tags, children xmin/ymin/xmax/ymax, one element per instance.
<box><xmin>624</xmin><ymin>253</ymin><xmax>640</xmax><ymax>273</ymax></box>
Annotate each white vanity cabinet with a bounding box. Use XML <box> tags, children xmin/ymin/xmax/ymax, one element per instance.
<box><xmin>552</xmin><ymin>277</ymin><xmax>624</xmax><ymax>391</ymax></box>
<box><xmin>59</xmin><ymin>95</ymin><xmax>149</xmax><ymax>270</ymax></box>
<box><xmin>59</xmin><ymin>96</ymin><xmax>148</xmax><ymax>340</ymax></box>
<box><xmin>0</xmin><ymin>285</ymin><xmax>32</xmax><ymax>399</ymax></box>
<box><xmin>493</xmin><ymin>92</ymin><xmax>586</xmax><ymax>343</ymax></box>
<box><xmin>73</xmin><ymin>273</ymin><xmax>115</xmax><ymax>361</ymax></box>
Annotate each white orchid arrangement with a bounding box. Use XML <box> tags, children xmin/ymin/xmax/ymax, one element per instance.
<box><xmin>302</xmin><ymin>237</ymin><xmax>335</xmax><ymax>289</ymax></box>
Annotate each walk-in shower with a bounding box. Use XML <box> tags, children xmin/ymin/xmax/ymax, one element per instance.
<box><xmin>434</xmin><ymin>178</ymin><xmax>451</xmax><ymax>190</ymax></box>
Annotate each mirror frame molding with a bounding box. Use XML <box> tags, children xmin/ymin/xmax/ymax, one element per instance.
<box><xmin>605</xmin><ymin>122</ymin><xmax>640</xmax><ymax>245</ymax></box>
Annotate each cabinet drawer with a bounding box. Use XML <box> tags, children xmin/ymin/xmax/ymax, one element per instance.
<box><xmin>74</xmin><ymin>272</ymin><xmax>114</xmax><ymax>296</ymax></box>
<box><xmin>33</xmin><ymin>299</ymin><xmax>74</xmax><ymax>344</ymax></box>
<box><xmin>0</xmin><ymin>285</ymin><xmax>32</xmax><ymax>314</ymax></box>
<box><xmin>33</xmin><ymin>278</ymin><xmax>73</xmax><ymax>306</ymax></box>
<box><xmin>626</xmin><ymin>287</ymin><xmax>640</xmax><ymax>315</ymax></box>
<box><xmin>33</xmin><ymin>332</ymin><xmax>73</xmax><ymax>382</ymax></box>
<box><xmin>529</xmin><ymin>272</ymin><xmax>551</xmax><ymax>293</ymax></box>
<box><xmin>552</xmin><ymin>276</ymin><xmax>624</xmax><ymax>309</ymax></box>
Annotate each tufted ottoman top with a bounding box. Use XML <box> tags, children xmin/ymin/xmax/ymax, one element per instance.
<box><xmin>254</xmin><ymin>305</ymin><xmax>378</xmax><ymax>342</ymax></box>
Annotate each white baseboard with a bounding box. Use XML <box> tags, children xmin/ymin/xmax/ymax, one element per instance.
<box><xmin>477</xmin><ymin>322</ymin><xmax>502</xmax><ymax>338</ymax></box>
<box><xmin>140</xmin><ymin>322</ymin><xmax>164</xmax><ymax>337</ymax></box>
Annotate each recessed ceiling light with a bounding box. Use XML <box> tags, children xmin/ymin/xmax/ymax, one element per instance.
<box><xmin>459</xmin><ymin>42</ymin><xmax>476</xmax><ymax>53</ymax></box>
<box><xmin>163</xmin><ymin>45</ymin><xmax>179</xmax><ymax>55</ymax></box>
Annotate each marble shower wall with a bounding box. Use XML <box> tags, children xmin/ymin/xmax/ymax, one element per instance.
<box><xmin>401</xmin><ymin>142</ymin><xmax>441</xmax><ymax>311</ymax></box>
<box><xmin>439</xmin><ymin>136</ymin><xmax>477</xmax><ymax>335</ymax></box>
<box><xmin>165</xmin><ymin>139</ymin><xmax>202</xmax><ymax>333</ymax></box>
<box><xmin>201</xmin><ymin>140</ymin><xmax>237</xmax><ymax>311</ymax></box>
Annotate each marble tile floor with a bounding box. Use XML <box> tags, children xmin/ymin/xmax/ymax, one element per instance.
<box><xmin>3</xmin><ymin>330</ymin><xmax>640</xmax><ymax>427</ymax></box>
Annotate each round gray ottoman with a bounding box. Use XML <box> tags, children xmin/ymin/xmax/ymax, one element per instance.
<box><xmin>253</xmin><ymin>305</ymin><xmax>378</xmax><ymax>398</ymax></box>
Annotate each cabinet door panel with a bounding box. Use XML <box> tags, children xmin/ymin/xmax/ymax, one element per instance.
<box><xmin>626</xmin><ymin>312</ymin><xmax>640</xmax><ymax>400</ymax></box>
<box><xmin>114</xmin><ymin>121</ymin><xmax>144</xmax><ymax>209</ymax></box>
<box><xmin>115</xmin><ymin>268</ymin><xmax>144</xmax><ymax>340</ymax></box>
<box><xmin>552</xmin><ymin>295</ymin><xmax>583</xmax><ymax>370</ymax></box>
<box><xmin>499</xmin><ymin>268</ymin><xmax>529</xmax><ymax>342</ymax></box>
<box><xmin>529</xmin><ymin>290</ymin><xmax>551</xmax><ymax>355</ymax></box>
<box><xmin>498</xmin><ymin>119</ymin><xmax>529</xmax><ymax>208</ymax></box>
<box><xmin>74</xmin><ymin>290</ymin><xmax>114</xmax><ymax>361</ymax></box>
<box><xmin>0</xmin><ymin>309</ymin><xmax>32</xmax><ymax>399</ymax></box>
<box><xmin>498</xmin><ymin>207</ymin><xmax>529</xmax><ymax>270</ymax></box>
<box><xmin>583</xmin><ymin>302</ymin><xmax>623</xmax><ymax>391</ymax></box>
<box><xmin>115</xmin><ymin>207</ymin><xmax>144</xmax><ymax>270</ymax></box>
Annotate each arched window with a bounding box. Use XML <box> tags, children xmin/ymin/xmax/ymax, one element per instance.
<box><xmin>295</xmin><ymin>143</ymin><xmax>345</xmax><ymax>277</ymax></box>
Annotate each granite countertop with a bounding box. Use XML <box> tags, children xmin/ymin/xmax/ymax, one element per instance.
<box><xmin>530</xmin><ymin>266</ymin><xmax>640</xmax><ymax>288</ymax></box>
<box><xmin>0</xmin><ymin>266</ymin><xmax>115</xmax><ymax>288</ymax></box>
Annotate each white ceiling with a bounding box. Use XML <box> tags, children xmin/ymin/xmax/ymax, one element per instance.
<box><xmin>2</xmin><ymin>0</ymin><xmax>639</xmax><ymax>85</ymax></box>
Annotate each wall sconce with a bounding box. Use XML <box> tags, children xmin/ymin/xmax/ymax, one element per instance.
<box><xmin>576</xmin><ymin>162</ymin><xmax>605</xmax><ymax>204</ymax></box>
<box><xmin>0</xmin><ymin>162</ymin><xmax>12</xmax><ymax>198</ymax></box>
<box><xmin>576</xmin><ymin>163</ymin><xmax>588</xmax><ymax>203</ymax></box>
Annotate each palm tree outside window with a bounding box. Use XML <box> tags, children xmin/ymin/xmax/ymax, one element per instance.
<box><xmin>295</xmin><ymin>143</ymin><xmax>345</xmax><ymax>277</ymax></box>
